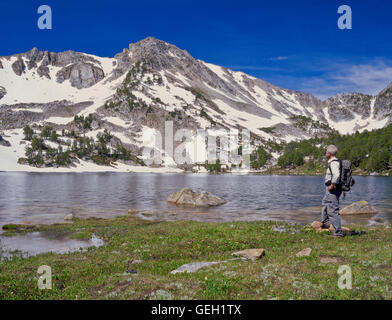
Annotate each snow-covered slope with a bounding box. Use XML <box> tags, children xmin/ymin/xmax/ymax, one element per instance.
<box><xmin>0</xmin><ymin>37</ymin><xmax>391</xmax><ymax>171</ymax></box>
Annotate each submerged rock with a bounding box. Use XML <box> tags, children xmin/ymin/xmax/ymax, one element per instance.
<box><xmin>64</xmin><ymin>214</ymin><xmax>74</xmax><ymax>220</ymax></box>
<box><xmin>167</xmin><ymin>188</ymin><xmax>226</xmax><ymax>207</ymax></box>
<box><xmin>341</xmin><ymin>201</ymin><xmax>376</xmax><ymax>215</ymax></box>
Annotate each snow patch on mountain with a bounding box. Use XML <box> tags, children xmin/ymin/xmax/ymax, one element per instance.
<box><xmin>102</xmin><ymin>117</ymin><xmax>132</xmax><ymax>128</ymax></box>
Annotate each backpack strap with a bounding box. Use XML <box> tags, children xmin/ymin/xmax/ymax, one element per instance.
<box><xmin>339</xmin><ymin>159</ymin><xmax>343</xmax><ymax>184</ymax></box>
<box><xmin>328</xmin><ymin>159</ymin><xmax>342</xmax><ymax>185</ymax></box>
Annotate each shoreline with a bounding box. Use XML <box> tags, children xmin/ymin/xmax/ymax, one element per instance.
<box><xmin>1</xmin><ymin>201</ymin><xmax>390</xmax><ymax>234</ymax></box>
<box><xmin>1</xmin><ymin>210</ymin><xmax>388</xmax><ymax>230</ymax></box>
<box><xmin>0</xmin><ymin>168</ymin><xmax>391</xmax><ymax>176</ymax></box>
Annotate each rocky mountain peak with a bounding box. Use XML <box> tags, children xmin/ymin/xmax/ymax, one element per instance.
<box><xmin>127</xmin><ymin>37</ymin><xmax>192</xmax><ymax>71</ymax></box>
<box><xmin>25</xmin><ymin>47</ymin><xmax>40</xmax><ymax>60</ymax></box>
<box><xmin>130</xmin><ymin>37</ymin><xmax>186</xmax><ymax>55</ymax></box>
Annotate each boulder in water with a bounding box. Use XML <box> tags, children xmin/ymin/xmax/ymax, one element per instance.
<box><xmin>341</xmin><ymin>201</ymin><xmax>376</xmax><ymax>215</ymax></box>
<box><xmin>167</xmin><ymin>188</ymin><xmax>226</xmax><ymax>207</ymax></box>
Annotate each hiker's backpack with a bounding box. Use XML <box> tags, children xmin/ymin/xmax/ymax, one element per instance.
<box><xmin>329</xmin><ymin>159</ymin><xmax>355</xmax><ymax>192</ymax></box>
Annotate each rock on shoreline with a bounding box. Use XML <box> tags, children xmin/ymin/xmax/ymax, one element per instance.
<box><xmin>64</xmin><ymin>214</ymin><xmax>74</xmax><ymax>220</ymax></box>
<box><xmin>341</xmin><ymin>201</ymin><xmax>376</xmax><ymax>215</ymax></box>
<box><xmin>310</xmin><ymin>221</ymin><xmax>351</xmax><ymax>233</ymax></box>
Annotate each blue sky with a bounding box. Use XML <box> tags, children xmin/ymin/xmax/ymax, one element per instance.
<box><xmin>1</xmin><ymin>0</ymin><xmax>392</xmax><ymax>99</ymax></box>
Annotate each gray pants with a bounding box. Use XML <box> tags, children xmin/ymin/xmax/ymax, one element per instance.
<box><xmin>321</xmin><ymin>189</ymin><xmax>344</xmax><ymax>237</ymax></box>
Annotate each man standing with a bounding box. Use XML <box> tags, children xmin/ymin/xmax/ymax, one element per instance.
<box><xmin>321</xmin><ymin>145</ymin><xmax>344</xmax><ymax>238</ymax></box>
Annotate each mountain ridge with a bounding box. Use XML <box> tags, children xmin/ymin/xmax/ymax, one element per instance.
<box><xmin>0</xmin><ymin>37</ymin><xmax>391</xmax><ymax>171</ymax></box>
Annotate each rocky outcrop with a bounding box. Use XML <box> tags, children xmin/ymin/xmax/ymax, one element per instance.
<box><xmin>37</xmin><ymin>65</ymin><xmax>51</xmax><ymax>79</ymax></box>
<box><xmin>0</xmin><ymin>101</ymin><xmax>93</xmax><ymax>131</ymax></box>
<box><xmin>56</xmin><ymin>63</ymin><xmax>105</xmax><ymax>89</ymax></box>
<box><xmin>22</xmin><ymin>48</ymin><xmax>100</xmax><ymax>69</ymax></box>
<box><xmin>0</xmin><ymin>86</ymin><xmax>6</xmax><ymax>100</ymax></box>
<box><xmin>12</xmin><ymin>57</ymin><xmax>26</xmax><ymax>76</ymax></box>
<box><xmin>111</xmin><ymin>48</ymin><xmax>133</xmax><ymax>80</ymax></box>
<box><xmin>341</xmin><ymin>201</ymin><xmax>376</xmax><ymax>215</ymax></box>
<box><xmin>325</xmin><ymin>93</ymin><xmax>373</xmax><ymax>121</ymax></box>
<box><xmin>167</xmin><ymin>188</ymin><xmax>226</xmax><ymax>207</ymax></box>
<box><xmin>375</xmin><ymin>86</ymin><xmax>392</xmax><ymax>120</ymax></box>
<box><xmin>0</xmin><ymin>135</ymin><xmax>11</xmax><ymax>147</ymax></box>
<box><xmin>3</xmin><ymin>47</ymin><xmax>105</xmax><ymax>84</ymax></box>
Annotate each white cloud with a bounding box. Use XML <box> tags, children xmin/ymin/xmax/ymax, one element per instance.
<box><xmin>298</xmin><ymin>60</ymin><xmax>392</xmax><ymax>100</ymax></box>
<box><xmin>268</xmin><ymin>56</ymin><xmax>289</xmax><ymax>61</ymax></box>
